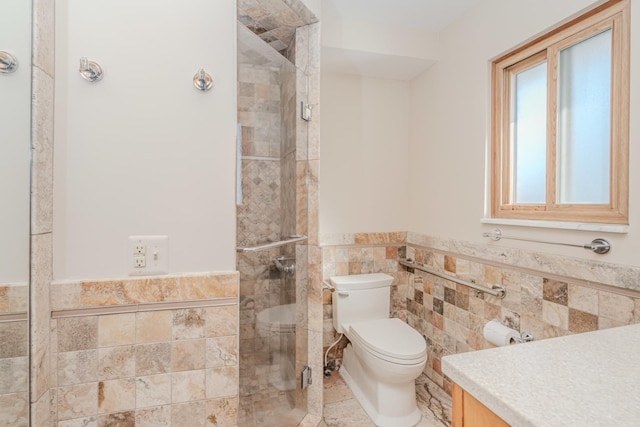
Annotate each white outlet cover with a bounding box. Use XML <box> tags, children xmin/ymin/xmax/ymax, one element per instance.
<box><xmin>128</xmin><ymin>235</ymin><xmax>169</xmax><ymax>276</ymax></box>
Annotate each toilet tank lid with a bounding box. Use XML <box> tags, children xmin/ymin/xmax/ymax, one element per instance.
<box><xmin>330</xmin><ymin>273</ymin><xmax>393</xmax><ymax>290</ymax></box>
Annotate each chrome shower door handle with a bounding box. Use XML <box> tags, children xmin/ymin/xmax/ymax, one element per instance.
<box><xmin>0</xmin><ymin>51</ymin><xmax>18</xmax><ymax>73</ymax></box>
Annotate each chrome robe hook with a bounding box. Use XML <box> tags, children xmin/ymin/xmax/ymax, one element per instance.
<box><xmin>193</xmin><ymin>68</ymin><xmax>213</xmax><ymax>92</ymax></box>
<box><xmin>79</xmin><ymin>57</ymin><xmax>103</xmax><ymax>82</ymax></box>
<box><xmin>0</xmin><ymin>51</ymin><xmax>18</xmax><ymax>73</ymax></box>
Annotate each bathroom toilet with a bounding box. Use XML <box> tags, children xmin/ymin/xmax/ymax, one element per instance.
<box><xmin>256</xmin><ymin>303</ymin><xmax>297</xmax><ymax>391</ymax></box>
<box><xmin>331</xmin><ymin>273</ymin><xmax>427</xmax><ymax>427</ymax></box>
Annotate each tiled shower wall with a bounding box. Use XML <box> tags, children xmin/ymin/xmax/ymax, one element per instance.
<box><xmin>236</xmin><ymin>19</ymin><xmax>322</xmax><ymax>425</ymax></box>
<box><xmin>50</xmin><ymin>273</ymin><xmax>239</xmax><ymax>426</ymax></box>
<box><xmin>321</xmin><ymin>232</ymin><xmax>640</xmax><ymax>394</ymax></box>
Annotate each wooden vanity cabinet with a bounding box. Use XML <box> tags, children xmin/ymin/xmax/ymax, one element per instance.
<box><xmin>452</xmin><ymin>384</ymin><xmax>510</xmax><ymax>427</ymax></box>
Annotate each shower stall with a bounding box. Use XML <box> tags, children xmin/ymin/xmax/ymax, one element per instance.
<box><xmin>235</xmin><ymin>20</ymin><xmax>315</xmax><ymax>425</ymax></box>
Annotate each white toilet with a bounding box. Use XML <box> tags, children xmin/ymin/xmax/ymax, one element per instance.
<box><xmin>331</xmin><ymin>273</ymin><xmax>427</xmax><ymax>427</ymax></box>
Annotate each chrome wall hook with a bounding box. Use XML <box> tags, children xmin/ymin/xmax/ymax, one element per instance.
<box><xmin>193</xmin><ymin>68</ymin><xmax>213</xmax><ymax>92</ymax></box>
<box><xmin>79</xmin><ymin>57</ymin><xmax>103</xmax><ymax>82</ymax></box>
<box><xmin>0</xmin><ymin>51</ymin><xmax>18</xmax><ymax>74</ymax></box>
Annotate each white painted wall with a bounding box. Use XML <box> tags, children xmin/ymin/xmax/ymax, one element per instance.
<box><xmin>408</xmin><ymin>0</ymin><xmax>640</xmax><ymax>267</ymax></box>
<box><xmin>0</xmin><ymin>0</ymin><xmax>31</xmax><ymax>283</ymax></box>
<box><xmin>320</xmin><ymin>72</ymin><xmax>410</xmax><ymax>234</ymax></box>
<box><xmin>54</xmin><ymin>0</ymin><xmax>237</xmax><ymax>280</ymax></box>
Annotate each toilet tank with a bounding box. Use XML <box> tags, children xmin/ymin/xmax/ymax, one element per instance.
<box><xmin>331</xmin><ymin>273</ymin><xmax>394</xmax><ymax>333</ymax></box>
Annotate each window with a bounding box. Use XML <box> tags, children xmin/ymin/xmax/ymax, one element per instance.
<box><xmin>491</xmin><ymin>0</ymin><xmax>629</xmax><ymax>224</ymax></box>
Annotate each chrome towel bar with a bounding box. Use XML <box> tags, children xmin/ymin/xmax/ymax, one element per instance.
<box><xmin>399</xmin><ymin>259</ymin><xmax>506</xmax><ymax>299</ymax></box>
<box><xmin>236</xmin><ymin>235</ymin><xmax>307</xmax><ymax>252</ymax></box>
<box><xmin>482</xmin><ymin>228</ymin><xmax>611</xmax><ymax>254</ymax></box>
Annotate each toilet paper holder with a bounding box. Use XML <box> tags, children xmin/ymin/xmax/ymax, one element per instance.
<box><xmin>516</xmin><ymin>332</ymin><xmax>535</xmax><ymax>344</ymax></box>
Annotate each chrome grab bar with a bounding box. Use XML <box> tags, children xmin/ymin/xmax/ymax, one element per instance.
<box><xmin>483</xmin><ymin>228</ymin><xmax>611</xmax><ymax>254</ymax></box>
<box><xmin>236</xmin><ymin>235</ymin><xmax>307</xmax><ymax>253</ymax></box>
<box><xmin>399</xmin><ymin>259</ymin><xmax>506</xmax><ymax>298</ymax></box>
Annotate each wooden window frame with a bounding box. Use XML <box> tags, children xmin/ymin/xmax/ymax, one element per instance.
<box><xmin>491</xmin><ymin>0</ymin><xmax>630</xmax><ymax>224</ymax></box>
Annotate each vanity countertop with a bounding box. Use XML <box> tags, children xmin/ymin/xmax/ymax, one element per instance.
<box><xmin>442</xmin><ymin>323</ymin><xmax>640</xmax><ymax>426</ymax></box>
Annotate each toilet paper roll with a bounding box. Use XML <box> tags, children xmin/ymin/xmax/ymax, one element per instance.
<box><xmin>483</xmin><ymin>320</ymin><xmax>520</xmax><ymax>346</ymax></box>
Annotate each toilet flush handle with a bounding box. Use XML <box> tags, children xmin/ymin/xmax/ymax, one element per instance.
<box><xmin>337</xmin><ymin>291</ymin><xmax>349</xmax><ymax>297</ymax></box>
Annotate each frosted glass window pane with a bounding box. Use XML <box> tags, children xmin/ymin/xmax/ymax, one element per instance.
<box><xmin>558</xmin><ymin>30</ymin><xmax>611</xmax><ymax>204</ymax></box>
<box><xmin>514</xmin><ymin>62</ymin><xmax>547</xmax><ymax>204</ymax></box>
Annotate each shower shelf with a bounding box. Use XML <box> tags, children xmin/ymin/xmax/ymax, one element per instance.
<box><xmin>236</xmin><ymin>235</ymin><xmax>307</xmax><ymax>253</ymax></box>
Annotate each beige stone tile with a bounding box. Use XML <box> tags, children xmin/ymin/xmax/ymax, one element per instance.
<box><xmin>0</xmin><ymin>321</ymin><xmax>28</xmax><ymax>358</ymax></box>
<box><xmin>97</xmin><ymin>378</ymin><xmax>135</xmax><ymax>414</ymax></box>
<box><xmin>0</xmin><ymin>357</ymin><xmax>28</xmax><ymax>394</ymax></box>
<box><xmin>172</xmin><ymin>370</ymin><xmax>206</xmax><ymax>403</ymax></box>
<box><xmin>173</xmin><ymin>339</ymin><xmax>207</xmax><ymax>372</ymax></box>
<box><xmin>323</xmin><ymin>398</ymin><xmax>374</xmax><ymax>426</ymax></box>
<box><xmin>51</xmin><ymin>282</ymin><xmax>82</xmax><ymax>311</ymax></box>
<box><xmin>57</xmin><ymin>382</ymin><xmax>98</xmax><ymax>421</ymax></box>
<box><xmin>542</xmin><ymin>301</ymin><xmax>569</xmax><ymax>329</ymax></box>
<box><xmin>98</xmin><ymin>313</ymin><xmax>136</xmax><ymax>347</ymax></box>
<box><xmin>567</xmin><ymin>284</ymin><xmax>599</xmax><ymax>315</ymax></box>
<box><xmin>171</xmin><ymin>401</ymin><xmax>206</xmax><ymax>427</ymax></box>
<box><xmin>205</xmin><ymin>366</ymin><xmax>238</xmax><ymax>399</ymax></box>
<box><xmin>58</xmin><ymin>350</ymin><xmax>98</xmax><ymax>386</ymax></box>
<box><xmin>98</xmin><ymin>345</ymin><xmax>136</xmax><ymax>380</ymax></box>
<box><xmin>599</xmin><ymin>291</ymin><xmax>635</xmax><ymax>324</ymax></box>
<box><xmin>205</xmin><ymin>397</ymin><xmax>239</xmax><ymax>427</ymax></box>
<box><xmin>135</xmin><ymin>405</ymin><xmax>171</xmax><ymax>427</ymax></box>
<box><xmin>97</xmin><ymin>411</ymin><xmax>135</xmax><ymax>426</ymax></box>
<box><xmin>136</xmin><ymin>374</ymin><xmax>171</xmax><ymax>408</ymax></box>
<box><xmin>323</xmin><ymin>373</ymin><xmax>352</xmax><ymax>404</ymax></box>
<box><xmin>598</xmin><ymin>316</ymin><xmax>626</xmax><ymax>330</ymax></box>
<box><xmin>58</xmin><ymin>416</ymin><xmax>98</xmax><ymax>427</ymax></box>
<box><xmin>57</xmin><ymin>316</ymin><xmax>98</xmax><ymax>352</ymax></box>
<box><xmin>206</xmin><ymin>336</ymin><xmax>238</xmax><ymax>368</ymax></box>
<box><xmin>0</xmin><ymin>392</ymin><xmax>28</xmax><ymax>426</ymax></box>
<box><xmin>173</xmin><ymin>308</ymin><xmax>206</xmax><ymax>340</ymax></box>
<box><xmin>135</xmin><ymin>342</ymin><xmax>171</xmax><ymax>376</ymax></box>
<box><xmin>136</xmin><ymin>310</ymin><xmax>172</xmax><ymax>344</ymax></box>
<box><xmin>8</xmin><ymin>285</ymin><xmax>28</xmax><ymax>313</ymax></box>
<box><xmin>205</xmin><ymin>305</ymin><xmax>238</xmax><ymax>338</ymax></box>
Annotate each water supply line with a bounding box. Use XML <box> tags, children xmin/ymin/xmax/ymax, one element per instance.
<box><xmin>324</xmin><ymin>333</ymin><xmax>343</xmax><ymax>377</ymax></box>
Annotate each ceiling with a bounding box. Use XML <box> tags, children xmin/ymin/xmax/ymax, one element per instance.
<box><xmin>323</xmin><ymin>0</ymin><xmax>482</xmax><ymax>32</ymax></box>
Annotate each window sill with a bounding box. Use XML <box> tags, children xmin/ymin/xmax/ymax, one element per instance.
<box><xmin>481</xmin><ymin>218</ymin><xmax>628</xmax><ymax>234</ymax></box>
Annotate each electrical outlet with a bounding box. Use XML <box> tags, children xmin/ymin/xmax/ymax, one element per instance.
<box><xmin>128</xmin><ymin>235</ymin><xmax>169</xmax><ymax>276</ymax></box>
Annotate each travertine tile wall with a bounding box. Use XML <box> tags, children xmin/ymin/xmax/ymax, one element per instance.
<box><xmin>0</xmin><ymin>285</ymin><xmax>29</xmax><ymax>425</ymax></box>
<box><xmin>50</xmin><ymin>272</ymin><xmax>239</xmax><ymax>426</ymax></box>
<box><xmin>320</xmin><ymin>232</ymin><xmax>640</xmax><ymax>396</ymax></box>
<box><xmin>238</xmin><ymin>0</ymin><xmax>318</xmax><ymax>54</ymax></box>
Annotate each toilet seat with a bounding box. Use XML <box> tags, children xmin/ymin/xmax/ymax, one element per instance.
<box><xmin>348</xmin><ymin>318</ymin><xmax>427</xmax><ymax>365</ymax></box>
<box><xmin>256</xmin><ymin>303</ymin><xmax>296</xmax><ymax>333</ymax></box>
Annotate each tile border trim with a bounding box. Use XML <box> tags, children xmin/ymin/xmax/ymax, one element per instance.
<box><xmin>51</xmin><ymin>296</ymin><xmax>238</xmax><ymax>319</ymax></box>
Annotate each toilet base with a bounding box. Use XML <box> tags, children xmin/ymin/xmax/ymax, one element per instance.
<box><xmin>339</xmin><ymin>344</ymin><xmax>422</xmax><ymax>427</ymax></box>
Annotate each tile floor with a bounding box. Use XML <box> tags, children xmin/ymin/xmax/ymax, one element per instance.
<box><xmin>322</xmin><ymin>373</ymin><xmax>452</xmax><ymax>427</ymax></box>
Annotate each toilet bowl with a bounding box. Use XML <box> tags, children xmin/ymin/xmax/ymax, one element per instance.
<box><xmin>256</xmin><ymin>304</ymin><xmax>297</xmax><ymax>391</ymax></box>
<box><xmin>331</xmin><ymin>273</ymin><xmax>427</xmax><ymax>427</ymax></box>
